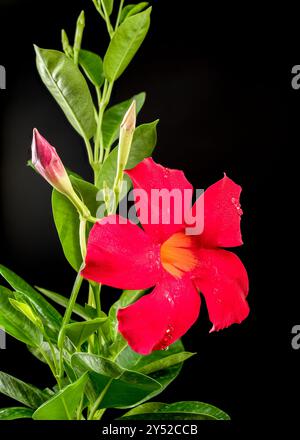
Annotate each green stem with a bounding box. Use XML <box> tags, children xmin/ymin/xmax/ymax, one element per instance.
<box><xmin>100</xmin><ymin>0</ymin><xmax>114</xmax><ymax>37</ymax></box>
<box><xmin>79</xmin><ymin>218</ymin><xmax>87</xmax><ymax>260</ymax></box>
<box><xmin>115</xmin><ymin>0</ymin><xmax>124</xmax><ymax>30</ymax></box>
<box><xmin>58</xmin><ymin>272</ymin><xmax>83</xmax><ymax>379</ymax></box>
<box><xmin>88</xmin><ymin>379</ymin><xmax>113</xmax><ymax>420</ymax></box>
<box><xmin>84</xmin><ymin>136</ymin><xmax>94</xmax><ymax>166</ymax></box>
<box><xmin>94</xmin><ymin>80</ymin><xmax>114</xmax><ymax>165</ymax></box>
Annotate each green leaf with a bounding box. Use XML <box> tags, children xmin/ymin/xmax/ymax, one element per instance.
<box><xmin>137</xmin><ymin>352</ymin><xmax>195</xmax><ymax>375</ymax></box>
<box><xmin>79</xmin><ymin>49</ymin><xmax>104</xmax><ymax>87</ymax></box>
<box><xmin>72</xmin><ymin>353</ymin><xmax>123</xmax><ymax>378</ymax></box>
<box><xmin>0</xmin><ymin>407</ymin><xmax>34</xmax><ymax>420</ymax></box>
<box><xmin>102</xmin><ymin>0</ymin><xmax>114</xmax><ymax>16</ymax></box>
<box><xmin>103</xmin><ymin>8</ymin><xmax>151</xmax><ymax>82</ymax></box>
<box><xmin>102</xmin><ymin>92</ymin><xmax>145</xmax><ymax>152</ymax></box>
<box><xmin>0</xmin><ymin>371</ymin><xmax>49</xmax><ymax>409</ymax></box>
<box><xmin>9</xmin><ymin>299</ymin><xmax>43</xmax><ymax>330</ymax></box>
<box><xmin>0</xmin><ymin>265</ymin><xmax>62</xmax><ymax>337</ymax></box>
<box><xmin>119</xmin><ymin>401</ymin><xmax>231</xmax><ymax>420</ymax></box>
<box><xmin>65</xmin><ymin>317</ymin><xmax>107</xmax><ymax>348</ymax></box>
<box><xmin>97</xmin><ymin>120</ymin><xmax>158</xmax><ymax>190</ymax></box>
<box><xmin>52</xmin><ymin>176</ymin><xmax>99</xmax><ymax>270</ymax></box>
<box><xmin>28</xmin><ymin>342</ymin><xmax>59</xmax><ymax>366</ymax></box>
<box><xmin>32</xmin><ymin>374</ymin><xmax>88</xmax><ymax>420</ymax></box>
<box><xmin>0</xmin><ymin>286</ymin><xmax>43</xmax><ymax>346</ymax></box>
<box><xmin>35</xmin><ymin>46</ymin><xmax>96</xmax><ymax>139</ymax></box>
<box><xmin>35</xmin><ymin>286</ymin><xmax>92</xmax><ymax>320</ymax></box>
<box><xmin>116</xmin><ymin>340</ymin><xmax>187</xmax><ymax>399</ymax></box>
<box><xmin>120</xmin><ymin>3</ymin><xmax>149</xmax><ymax>24</ymax></box>
<box><xmin>71</xmin><ymin>353</ymin><xmax>161</xmax><ymax>409</ymax></box>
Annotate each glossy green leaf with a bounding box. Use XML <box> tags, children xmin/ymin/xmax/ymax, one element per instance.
<box><xmin>71</xmin><ymin>352</ymin><xmax>161</xmax><ymax>409</ymax></box>
<box><xmin>120</xmin><ymin>3</ymin><xmax>149</xmax><ymax>24</ymax></box>
<box><xmin>0</xmin><ymin>265</ymin><xmax>62</xmax><ymax>337</ymax></box>
<box><xmin>52</xmin><ymin>176</ymin><xmax>98</xmax><ymax>270</ymax></box>
<box><xmin>102</xmin><ymin>92</ymin><xmax>145</xmax><ymax>152</ymax></box>
<box><xmin>72</xmin><ymin>353</ymin><xmax>123</xmax><ymax>378</ymax></box>
<box><xmin>35</xmin><ymin>46</ymin><xmax>96</xmax><ymax>139</ymax></box>
<box><xmin>28</xmin><ymin>342</ymin><xmax>59</xmax><ymax>366</ymax></box>
<box><xmin>0</xmin><ymin>407</ymin><xmax>34</xmax><ymax>420</ymax></box>
<box><xmin>65</xmin><ymin>317</ymin><xmax>107</xmax><ymax>348</ymax></box>
<box><xmin>0</xmin><ymin>286</ymin><xmax>43</xmax><ymax>346</ymax></box>
<box><xmin>0</xmin><ymin>371</ymin><xmax>48</xmax><ymax>409</ymax></box>
<box><xmin>137</xmin><ymin>352</ymin><xmax>195</xmax><ymax>375</ymax></box>
<box><xmin>119</xmin><ymin>401</ymin><xmax>231</xmax><ymax>420</ymax></box>
<box><xmin>102</xmin><ymin>0</ymin><xmax>114</xmax><ymax>15</ymax></box>
<box><xmin>79</xmin><ymin>49</ymin><xmax>104</xmax><ymax>87</ymax></box>
<box><xmin>116</xmin><ymin>340</ymin><xmax>187</xmax><ymax>399</ymax></box>
<box><xmin>35</xmin><ymin>286</ymin><xmax>92</xmax><ymax>320</ymax></box>
<box><xmin>9</xmin><ymin>299</ymin><xmax>43</xmax><ymax>329</ymax></box>
<box><xmin>103</xmin><ymin>8</ymin><xmax>151</xmax><ymax>82</ymax></box>
<box><xmin>32</xmin><ymin>374</ymin><xmax>88</xmax><ymax>420</ymax></box>
<box><xmin>97</xmin><ymin>120</ymin><xmax>158</xmax><ymax>191</ymax></box>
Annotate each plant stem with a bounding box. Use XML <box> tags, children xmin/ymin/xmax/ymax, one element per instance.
<box><xmin>94</xmin><ymin>80</ymin><xmax>114</xmax><ymax>165</ymax></box>
<box><xmin>100</xmin><ymin>0</ymin><xmax>114</xmax><ymax>37</ymax></box>
<box><xmin>58</xmin><ymin>272</ymin><xmax>83</xmax><ymax>379</ymax></box>
<box><xmin>88</xmin><ymin>378</ymin><xmax>113</xmax><ymax>420</ymax></box>
<box><xmin>84</xmin><ymin>136</ymin><xmax>94</xmax><ymax>165</ymax></box>
<box><xmin>79</xmin><ymin>217</ymin><xmax>87</xmax><ymax>259</ymax></box>
<box><xmin>115</xmin><ymin>0</ymin><xmax>124</xmax><ymax>30</ymax></box>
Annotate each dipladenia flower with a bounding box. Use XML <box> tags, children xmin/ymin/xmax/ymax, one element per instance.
<box><xmin>82</xmin><ymin>158</ymin><xmax>249</xmax><ymax>355</ymax></box>
<box><xmin>31</xmin><ymin>128</ymin><xmax>74</xmax><ymax>195</ymax></box>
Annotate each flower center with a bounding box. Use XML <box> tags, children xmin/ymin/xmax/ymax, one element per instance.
<box><xmin>160</xmin><ymin>232</ymin><xmax>198</xmax><ymax>278</ymax></box>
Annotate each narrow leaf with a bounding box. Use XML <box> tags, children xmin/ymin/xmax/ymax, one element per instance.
<box><xmin>102</xmin><ymin>0</ymin><xmax>114</xmax><ymax>16</ymax></box>
<box><xmin>103</xmin><ymin>8</ymin><xmax>151</xmax><ymax>82</ymax></box>
<box><xmin>35</xmin><ymin>286</ymin><xmax>92</xmax><ymax>320</ymax></box>
<box><xmin>0</xmin><ymin>407</ymin><xmax>34</xmax><ymax>420</ymax></box>
<box><xmin>0</xmin><ymin>286</ymin><xmax>43</xmax><ymax>346</ymax></box>
<box><xmin>0</xmin><ymin>265</ymin><xmax>62</xmax><ymax>336</ymax></box>
<box><xmin>120</xmin><ymin>3</ymin><xmax>149</xmax><ymax>24</ymax></box>
<box><xmin>137</xmin><ymin>352</ymin><xmax>195</xmax><ymax>375</ymax></box>
<box><xmin>79</xmin><ymin>49</ymin><xmax>104</xmax><ymax>87</ymax></box>
<box><xmin>0</xmin><ymin>371</ymin><xmax>48</xmax><ymax>409</ymax></box>
<box><xmin>35</xmin><ymin>46</ymin><xmax>96</xmax><ymax>139</ymax></box>
<box><xmin>119</xmin><ymin>401</ymin><xmax>231</xmax><ymax>420</ymax></box>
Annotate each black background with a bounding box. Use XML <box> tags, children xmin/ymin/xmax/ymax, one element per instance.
<box><xmin>0</xmin><ymin>0</ymin><xmax>295</xmax><ymax>436</ymax></box>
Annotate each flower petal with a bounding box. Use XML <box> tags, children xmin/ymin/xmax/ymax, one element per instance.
<box><xmin>193</xmin><ymin>249</ymin><xmax>249</xmax><ymax>331</ymax></box>
<box><xmin>117</xmin><ymin>275</ymin><xmax>201</xmax><ymax>355</ymax></box>
<box><xmin>125</xmin><ymin>158</ymin><xmax>193</xmax><ymax>243</ymax></box>
<box><xmin>81</xmin><ymin>215</ymin><xmax>162</xmax><ymax>289</ymax></box>
<box><xmin>192</xmin><ymin>175</ymin><xmax>243</xmax><ymax>247</ymax></box>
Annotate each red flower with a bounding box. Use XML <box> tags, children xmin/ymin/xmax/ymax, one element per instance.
<box><xmin>82</xmin><ymin>158</ymin><xmax>249</xmax><ymax>354</ymax></box>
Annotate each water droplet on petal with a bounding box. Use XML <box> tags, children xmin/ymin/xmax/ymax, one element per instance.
<box><xmin>231</xmin><ymin>197</ymin><xmax>243</xmax><ymax>216</ymax></box>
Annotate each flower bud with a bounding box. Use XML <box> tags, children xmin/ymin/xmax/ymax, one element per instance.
<box><xmin>31</xmin><ymin>128</ymin><xmax>74</xmax><ymax>196</ymax></box>
<box><xmin>31</xmin><ymin>128</ymin><xmax>91</xmax><ymax>219</ymax></box>
<box><xmin>117</xmin><ymin>100</ymin><xmax>136</xmax><ymax>172</ymax></box>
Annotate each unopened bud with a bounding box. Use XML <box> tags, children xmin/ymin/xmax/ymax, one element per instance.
<box><xmin>117</xmin><ymin>100</ymin><xmax>136</xmax><ymax>172</ymax></box>
<box><xmin>31</xmin><ymin>128</ymin><xmax>74</xmax><ymax>196</ymax></box>
<box><xmin>31</xmin><ymin>129</ymin><xmax>91</xmax><ymax>219</ymax></box>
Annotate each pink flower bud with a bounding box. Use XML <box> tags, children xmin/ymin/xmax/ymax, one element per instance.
<box><xmin>31</xmin><ymin>128</ymin><xmax>73</xmax><ymax>195</ymax></box>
